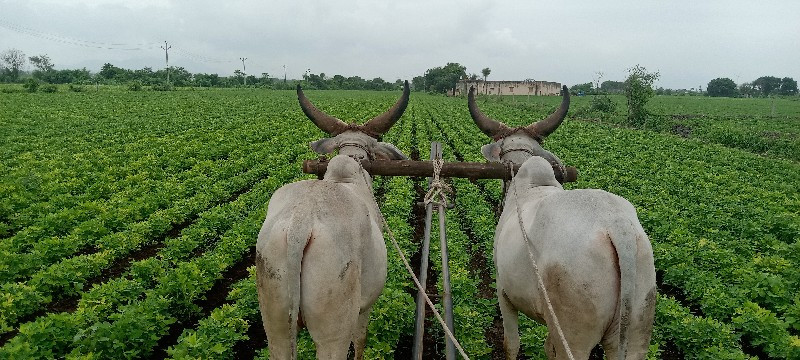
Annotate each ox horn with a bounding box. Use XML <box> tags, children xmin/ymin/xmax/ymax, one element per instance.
<box><xmin>362</xmin><ymin>80</ymin><xmax>410</xmax><ymax>136</ymax></box>
<box><xmin>297</xmin><ymin>84</ymin><xmax>349</xmax><ymax>135</ymax></box>
<box><xmin>527</xmin><ymin>85</ymin><xmax>570</xmax><ymax>138</ymax></box>
<box><xmin>468</xmin><ymin>85</ymin><xmax>512</xmax><ymax>138</ymax></box>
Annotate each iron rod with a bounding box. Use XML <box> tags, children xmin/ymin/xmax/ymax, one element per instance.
<box><xmin>439</xmin><ymin>200</ymin><xmax>456</xmax><ymax>360</ymax></box>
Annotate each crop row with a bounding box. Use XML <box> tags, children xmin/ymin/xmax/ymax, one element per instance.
<box><xmin>0</xmin><ymin>147</ymin><xmax>281</xmax><ymax>335</ymax></box>
<box><xmin>0</xmin><ymin>142</ymin><xmax>286</xmax><ymax>284</ymax></box>
<box><xmin>0</xmin><ymin>92</ymin><xmax>282</xmax><ymax>238</ymax></box>
<box><xmin>0</xmin><ymin>141</ymin><xmax>309</xmax><ymax>358</ymax></box>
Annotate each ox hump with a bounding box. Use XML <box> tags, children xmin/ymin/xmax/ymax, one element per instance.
<box><xmin>516</xmin><ymin>156</ymin><xmax>563</xmax><ymax>189</ymax></box>
<box><xmin>323</xmin><ymin>155</ymin><xmax>367</xmax><ymax>185</ymax></box>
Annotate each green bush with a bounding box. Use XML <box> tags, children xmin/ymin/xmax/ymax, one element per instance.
<box><xmin>127</xmin><ymin>80</ymin><xmax>143</xmax><ymax>91</ymax></box>
<box><xmin>23</xmin><ymin>78</ymin><xmax>39</xmax><ymax>93</ymax></box>
<box><xmin>68</xmin><ymin>84</ymin><xmax>85</xmax><ymax>92</ymax></box>
<box><xmin>624</xmin><ymin>64</ymin><xmax>659</xmax><ymax>127</ymax></box>
<box><xmin>152</xmin><ymin>82</ymin><xmax>173</xmax><ymax>91</ymax></box>
<box><xmin>590</xmin><ymin>94</ymin><xmax>616</xmax><ymax>113</ymax></box>
<box><xmin>40</xmin><ymin>84</ymin><xmax>57</xmax><ymax>93</ymax></box>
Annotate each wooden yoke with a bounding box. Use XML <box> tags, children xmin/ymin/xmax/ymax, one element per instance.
<box><xmin>302</xmin><ymin>157</ymin><xmax>578</xmax><ymax>184</ymax></box>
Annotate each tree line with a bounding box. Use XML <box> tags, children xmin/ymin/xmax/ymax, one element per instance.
<box><xmin>570</xmin><ymin>75</ymin><xmax>797</xmax><ymax>98</ymax></box>
<box><xmin>707</xmin><ymin>76</ymin><xmax>797</xmax><ymax>97</ymax></box>
<box><xmin>1</xmin><ymin>48</ymin><xmax>483</xmax><ymax>93</ymax></box>
<box><xmin>0</xmin><ymin>48</ymin><xmax>410</xmax><ymax>91</ymax></box>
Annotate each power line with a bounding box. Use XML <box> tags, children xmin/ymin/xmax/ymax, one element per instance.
<box><xmin>0</xmin><ymin>18</ymin><xmax>280</xmax><ymax>77</ymax></box>
<box><xmin>172</xmin><ymin>47</ymin><xmax>234</xmax><ymax>64</ymax></box>
<box><xmin>0</xmin><ymin>18</ymin><xmax>160</xmax><ymax>50</ymax></box>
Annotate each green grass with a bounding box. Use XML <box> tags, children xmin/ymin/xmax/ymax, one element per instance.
<box><xmin>479</xmin><ymin>93</ymin><xmax>800</xmax><ymax>162</ymax></box>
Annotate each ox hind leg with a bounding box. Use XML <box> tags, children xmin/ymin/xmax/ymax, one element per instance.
<box><xmin>301</xmin><ymin>253</ymin><xmax>360</xmax><ymax>359</ymax></box>
<box><xmin>602</xmin><ymin>287</ymin><xmax>656</xmax><ymax>360</ymax></box>
<box><xmin>499</xmin><ymin>290</ymin><xmax>521</xmax><ymax>360</ymax></box>
<box><xmin>256</xmin><ymin>256</ymin><xmax>294</xmax><ymax>360</ymax></box>
<box><xmin>352</xmin><ymin>307</ymin><xmax>372</xmax><ymax>360</ymax></box>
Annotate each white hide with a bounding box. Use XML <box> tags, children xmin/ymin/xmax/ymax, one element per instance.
<box><xmin>496</xmin><ymin>156</ymin><xmax>656</xmax><ymax>360</ymax></box>
<box><xmin>255</xmin><ymin>155</ymin><xmax>387</xmax><ymax>360</ymax></box>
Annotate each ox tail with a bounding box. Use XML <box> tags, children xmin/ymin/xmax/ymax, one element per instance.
<box><xmin>608</xmin><ymin>220</ymin><xmax>637</xmax><ymax>360</ymax></box>
<box><xmin>287</xmin><ymin>214</ymin><xmax>312</xmax><ymax>360</ymax></box>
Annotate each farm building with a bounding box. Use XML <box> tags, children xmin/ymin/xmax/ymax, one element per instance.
<box><xmin>453</xmin><ymin>80</ymin><xmax>562</xmax><ymax>96</ymax></box>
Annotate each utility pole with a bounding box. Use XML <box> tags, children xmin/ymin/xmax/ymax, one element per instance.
<box><xmin>161</xmin><ymin>41</ymin><xmax>172</xmax><ymax>85</ymax></box>
<box><xmin>283</xmin><ymin>65</ymin><xmax>286</xmax><ymax>84</ymax></box>
<box><xmin>240</xmin><ymin>57</ymin><xmax>247</xmax><ymax>86</ymax></box>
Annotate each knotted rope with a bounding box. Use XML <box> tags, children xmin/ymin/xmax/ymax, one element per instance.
<box><xmin>423</xmin><ymin>158</ymin><xmax>452</xmax><ymax>207</ymax></box>
<box><xmin>509</xmin><ymin>167</ymin><xmax>575</xmax><ymax>360</ymax></box>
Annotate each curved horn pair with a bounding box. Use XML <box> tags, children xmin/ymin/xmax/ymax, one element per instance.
<box><xmin>468</xmin><ymin>85</ymin><xmax>570</xmax><ymax>140</ymax></box>
<box><xmin>298</xmin><ymin>80</ymin><xmax>410</xmax><ymax>137</ymax></box>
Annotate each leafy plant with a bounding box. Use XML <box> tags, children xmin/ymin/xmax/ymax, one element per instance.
<box><xmin>624</xmin><ymin>64</ymin><xmax>660</xmax><ymax>127</ymax></box>
<box><xmin>22</xmin><ymin>78</ymin><xmax>39</xmax><ymax>93</ymax></box>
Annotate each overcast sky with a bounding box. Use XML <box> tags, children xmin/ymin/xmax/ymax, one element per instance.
<box><xmin>1</xmin><ymin>0</ymin><xmax>798</xmax><ymax>89</ymax></box>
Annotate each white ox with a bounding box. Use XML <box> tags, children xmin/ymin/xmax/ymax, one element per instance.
<box><xmin>468</xmin><ymin>86</ymin><xmax>656</xmax><ymax>360</ymax></box>
<box><xmin>256</xmin><ymin>83</ymin><xmax>409</xmax><ymax>360</ymax></box>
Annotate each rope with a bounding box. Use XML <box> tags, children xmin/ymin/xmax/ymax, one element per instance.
<box><xmin>356</xmin><ymin>160</ymin><xmax>470</xmax><ymax>360</ymax></box>
<box><xmin>509</xmin><ymin>167</ymin><xmax>575</xmax><ymax>360</ymax></box>
<box><xmin>423</xmin><ymin>159</ymin><xmax>452</xmax><ymax>208</ymax></box>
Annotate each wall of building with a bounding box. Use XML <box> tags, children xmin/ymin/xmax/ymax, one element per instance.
<box><xmin>454</xmin><ymin>80</ymin><xmax>562</xmax><ymax>96</ymax></box>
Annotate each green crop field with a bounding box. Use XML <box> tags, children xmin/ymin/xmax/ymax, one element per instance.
<box><xmin>1</xmin><ymin>89</ymin><xmax>798</xmax><ymax>359</ymax></box>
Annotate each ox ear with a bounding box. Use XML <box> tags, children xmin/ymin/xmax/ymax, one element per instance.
<box><xmin>481</xmin><ymin>143</ymin><xmax>502</xmax><ymax>162</ymax></box>
<box><xmin>310</xmin><ymin>138</ymin><xmax>338</xmax><ymax>154</ymax></box>
<box><xmin>373</xmin><ymin>142</ymin><xmax>408</xmax><ymax>160</ymax></box>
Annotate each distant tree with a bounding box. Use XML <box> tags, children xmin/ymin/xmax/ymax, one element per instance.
<box><xmin>738</xmin><ymin>82</ymin><xmax>756</xmax><ymax>97</ymax></box>
<box><xmin>98</xmin><ymin>63</ymin><xmax>130</xmax><ymax>82</ymax></box>
<box><xmin>779</xmin><ymin>77</ymin><xmax>797</xmax><ymax>96</ymax></box>
<box><xmin>600</xmin><ymin>80</ymin><xmax>625</xmax><ymax>93</ymax></box>
<box><xmin>423</xmin><ymin>62</ymin><xmax>466</xmax><ymax>94</ymax></box>
<box><xmin>706</xmin><ymin>77</ymin><xmax>738</xmax><ymax>97</ymax></box>
<box><xmin>481</xmin><ymin>67</ymin><xmax>491</xmax><ymax>82</ymax></box>
<box><xmin>233</xmin><ymin>69</ymin><xmax>245</xmax><ymax>85</ymax></box>
<box><xmin>307</xmin><ymin>73</ymin><xmax>327</xmax><ymax>89</ymax></box>
<box><xmin>569</xmin><ymin>82</ymin><xmax>593</xmax><ymax>95</ymax></box>
<box><xmin>752</xmin><ymin>76</ymin><xmax>781</xmax><ymax>96</ymax></box>
<box><xmin>624</xmin><ymin>64</ymin><xmax>659</xmax><ymax>127</ymax></box>
<box><xmin>29</xmin><ymin>55</ymin><xmax>58</xmax><ymax>83</ymax></box>
<box><xmin>1</xmin><ymin>48</ymin><xmax>27</xmax><ymax>82</ymax></box>
<box><xmin>411</xmin><ymin>75</ymin><xmax>425</xmax><ymax>92</ymax></box>
<box><xmin>370</xmin><ymin>77</ymin><xmax>390</xmax><ymax>91</ymax></box>
<box><xmin>29</xmin><ymin>55</ymin><xmax>54</xmax><ymax>72</ymax></box>
<box><xmin>195</xmin><ymin>73</ymin><xmax>222</xmax><ymax>87</ymax></box>
<box><xmin>329</xmin><ymin>74</ymin><xmax>345</xmax><ymax>89</ymax></box>
<box><xmin>346</xmin><ymin>75</ymin><xmax>365</xmax><ymax>89</ymax></box>
<box><xmin>167</xmin><ymin>67</ymin><xmax>191</xmax><ymax>86</ymax></box>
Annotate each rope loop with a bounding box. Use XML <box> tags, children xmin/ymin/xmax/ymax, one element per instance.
<box><xmin>423</xmin><ymin>158</ymin><xmax>452</xmax><ymax>207</ymax></box>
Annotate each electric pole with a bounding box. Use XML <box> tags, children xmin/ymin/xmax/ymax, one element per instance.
<box><xmin>161</xmin><ymin>41</ymin><xmax>172</xmax><ymax>85</ymax></box>
<box><xmin>240</xmin><ymin>57</ymin><xmax>247</xmax><ymax>86</ymax></box>
<box><xmin>283</xmin><ymin>64</ymin><xmax>286</xmax><ymax>84</ymax></box>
